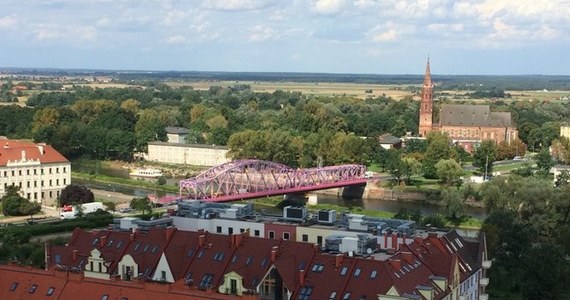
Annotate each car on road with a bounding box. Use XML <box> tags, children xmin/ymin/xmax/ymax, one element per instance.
<box><xmin>513</xmin><ymin>156</ymin><xmax>524</xmax><ymax>161</ymax></box>
<box><xmin>119</xmin><ymin>207</ymin><xmax>133</xmax><ymax>213</ymax></box>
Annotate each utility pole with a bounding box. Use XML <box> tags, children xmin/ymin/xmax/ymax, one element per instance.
<box><xmin>484</xmin><ymin>154</ymin><xmax>489</xmax><ymax>180</ymax></box>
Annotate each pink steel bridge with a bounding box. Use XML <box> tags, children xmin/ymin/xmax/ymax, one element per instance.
<box><xmin>179</xmin><ymin>159</ymin><xmax>367</xmax><ymax>202</ymax></box>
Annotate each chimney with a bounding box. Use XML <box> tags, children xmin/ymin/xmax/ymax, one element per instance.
<box><xmin>100</xmin><ymin>236</ymin><xmax>107</xmax><ymax>248</ymax></box>
<box><xmin>199</xmin><ymin>235</ymin><xmax>206</xmax><ymax>247</ymax></box>
<box><xmin>234</xmin><ymin>233</ymin><xmax>243</xmax><ymax>247</ymax></box>
<box><xmin>270</xmin><ymin>246</ymin><xmax>279</xmax><ymax>263</ymax></box>
<box><xmin>335</xmin><ymin>254</ymin><xmax>344</xmax><ymax>268</ymax></box>
<box><xmin>389</xmin><ymin>259</ymin><xmax>401</xmax><ymax>270</ymax></box>
<box><xmin>38</xmin><ymin>145</ymin><xmax>44</xmax><ymax>154</ymax></box>
<box><xmin>428</xmin><ymin>232</ymin><xmax>438</xmax><ymax>238</ymax></box>
<box><xmin>313</xmin><ymin>243</ymin><xmax>320</xmax><ymax>253</ymax></box>
<box><xmin>402</xmin><ymin>252</ymin><xmax>413</xmax><ymax>263</ymax></box>
<box><xmin>45</xmin><ymin>241</ymin><xmax>51</xmax><ymax>271</ymax></box>
<box><xmin>130</xmin><ymin>233</ymin><xmax>135</xmax><ymax>242</ymax></box>
<box><xmin>165</xmin><ymin>227</ymin><xmax>176</xmax><ymax>241</ymax></box>
<box><xmin>21</xmin><ymin>150</ymin><xmax>26</xmax><ymax>161</ymax></box>
<box><xmin>392</xmin><ymin>232</ymin><xmax>398</xmax><ymax>250</ymax></box>
<box><xmin>414</xmin><ymin>237</ymin><xmax>423</xmax><ymax>245</ymax></box>
<box><xmin>72</xmin><ymin>250</ymin><xmax>78</xmax><ymax>262</ymax></box>
<box><xmin>299</xmin><ymin>269</ymin><xmax>305</xmax><ymax>286</ymax></box>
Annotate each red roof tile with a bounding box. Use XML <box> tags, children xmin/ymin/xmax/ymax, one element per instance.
<box><xmin>0</xmin><ymin>140</ymin><xmax>68</xmax><ymax>166</ymax></box>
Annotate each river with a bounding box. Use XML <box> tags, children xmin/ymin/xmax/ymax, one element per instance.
<box><xmin>72</xmin><ymin>177</ymin><xmax>487</xmax><ymax>220</ymax></box>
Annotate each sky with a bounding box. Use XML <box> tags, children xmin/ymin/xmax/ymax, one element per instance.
<box><xmin>0</xmin><ymin>0</ymin><xmax>569</xmax><ymax>75</ymax></box>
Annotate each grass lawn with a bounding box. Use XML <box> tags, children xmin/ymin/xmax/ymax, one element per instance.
<box><xmin>72</xmin><ymin>171</ymin><xmax>179</xmax><ymax>193</ymax></box>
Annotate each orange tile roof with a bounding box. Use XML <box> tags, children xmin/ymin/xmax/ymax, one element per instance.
<box><xmin>0</xmin><ymin>140</ymin><xmax>68</xmax><ymax>166</ymax></box>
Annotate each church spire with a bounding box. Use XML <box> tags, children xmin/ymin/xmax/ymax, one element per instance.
<box><xmin>423</xmin><ymin>56</ymin><xmax>432</xmax><ymax>87</ymax></box>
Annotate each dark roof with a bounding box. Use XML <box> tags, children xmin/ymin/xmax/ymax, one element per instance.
<box><xmin>165</xmin><ymin>127</ymin><xmax>191</xmax><ymax>134</ymax></box>
<box><xmin>440</xmin><ymin>104</ymin><xmax>515</xmax><ymax>128</ymax></box>
<box><xmin>148</xmin><ymin>141</ymin><xmax>229</xmax><ymax>150</ymax></box>
<box><xmin>378</xmin><ymin>134</ymin><xmax>402</xmax><ymax>145</ymax></box>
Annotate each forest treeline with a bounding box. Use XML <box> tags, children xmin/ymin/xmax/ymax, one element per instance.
<box><xmin>0</xmin><ymin>84</ymin><xmax>568</xmax><ymax>167</ymax></box>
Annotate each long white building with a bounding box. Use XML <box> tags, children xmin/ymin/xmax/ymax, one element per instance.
<box><xmin>0</xmin><ymin>139</ymin><xmax>70</xmax><ymax>206</ymax></box>
<box><xmin>147</xmin><ymin>141</ymin><xmax>231</xmax><ymax>166</ymax></box>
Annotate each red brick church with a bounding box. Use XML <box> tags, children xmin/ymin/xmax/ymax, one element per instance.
<box><xmin>418</xmin><ymin>59</ymin><xmax>518</xmax><ymax>151</ymax></box>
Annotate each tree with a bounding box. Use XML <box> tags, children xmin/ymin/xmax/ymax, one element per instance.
<box><xmin>435</xmin><ymin>159</ymin><xmax>464</xmax><ymax>186</ymax></box>
<box><xmin>535</xmin><ymin>148</ymin><xmax>555</xmax><ymax>175</ymax></box>
<box><xmin>441</xmin><ymin>188</ymin><xmax>464</xmax><ymax>221</ymax></box>
<box><xmin>130</xmin><ymin>197</ymin><xmax>153</xmax><ymax>215</ymax></box>
<box><xmin>400</xmin><ymin>157</ymin><xmax>421</xmax><ymax>184</ymax></box>
<box><xmin>1</xmin><ymin>191</ymin><xmax>41</xmax><ymax>217</ymax></box>
<box><xmin>520</xmin><ymin>242</ymin><xmax>570</xmax><ymax>300</ymax></box>
<box><xmin>473</xmin><ymin>140</ymin><xmax>497</xmax><ymax>176</ymax></box>
<box><xmin>555</xmin><ymin>171</ymin><xmax>570</xmax><ymax>187</ymax></box>
<box><xmin>103</xmin><ymin>201</ymin><xmax>117</xmax><ymax>212</ymax></box>
<box><xmin>58</xmin><ymin>184</ymin><xmax>94</xmax><ymax>207</ymax></box>
<box><xmin>422</xmin><ymin>132</ymin><xmax>455</xmax><ymax>178</ymax></box>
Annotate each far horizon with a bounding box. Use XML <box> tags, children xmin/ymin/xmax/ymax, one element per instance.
<box><xmin>1</xmin><ymin>1</ymin><xmax>569</xmax><ymax>76</ymax></box>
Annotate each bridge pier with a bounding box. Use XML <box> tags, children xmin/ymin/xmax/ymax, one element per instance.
<box><xmin>341</xmin><ymin>183</ymin><xmax>367</xmax><ymax>199</ymax></box>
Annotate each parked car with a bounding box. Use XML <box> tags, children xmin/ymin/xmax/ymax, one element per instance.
<box><xmin>119</xmin><ymin>207</ymin><xmax>133</xmax><ymax>213</ymax></box>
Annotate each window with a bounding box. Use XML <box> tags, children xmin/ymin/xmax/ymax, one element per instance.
<box><xmin>9</xmin><ymin>282</ymin><xmax>18</xmax><ymax>291</ymax></box>
<box><xmin>231</xmin><ymin>254</ymin><xmax>238</xmax><ymax>263</ymax></box>
<box><xmin>29</xmin><ymin>284</ymin><xmax>38</xmax><ymax>294</ymax></box>
<box><xmin>161</xmin><ymin>271</ymin><xmax>166</xmax><ymax>280</ymax></box>
<box><xmin>302</xmin><ymin>234</ymin><xmax>308</xmax><ymax>242</ymax></box>
<box><xmin>213</xmin><ymin>252</ymin><xmax>224</xmax><ymax>262</ymax></box>
<box><xmin>143</xmin><ymin>244</ymin><xmax>150</xmax><ymax>252</ymax></box>
<box><xmin>46</xmin><ymin>287</ymin><xmax>55</xmax><ymax>296</ymax></box>
<box><xmin>56</xmin><ymin>179</ymin><xmax>59</xmax><ymax>186</ymax></box>
<box><xmin>283</xmin><ymin>232</ymin><xmax>290</xmax><ymax>240</ymax></box>
<box><xmin>63</xmin><ymin>167</ymin><xmax>67</xmax><ymax>173</ymax></box>
<box><xmin>240</xmin><ymin>228</ymin><xmax>245</xmax><ymax>233</ymax></box>
<box><xmin>260</xmin><ymin>257</ymin><xmax>268</xmax><ymax>267</ymax></box>
<box><xmin>134</xmin><ymin>242</ymin><xmax>141</xmax><ymax>251</ymax></box>
<box><xmin>33</xmin><ymin>169</ymin><xmax>37</xmax><ymax>175</ymax></box>
<box><xmin>49</xmin><ymin>168</ymin><xmax>52</xmax><ymax>174</ymax></box>
<box><xmin>370</xmin><ymin>270</ymin><xmax>378</xmax><ymax>279</ymax></box>
<box><xmin>254</xmin><ymin>230</ymin><xmax>260</xmax><ymax>237</ymax></box>
<box><xmin>199</xmin><ymin>274</ymin><xmax>214</xmax><ymax>289</ymax></box>
<box><xmin>228</xmin><ymin>228</ymin><xmax>233</xmax><ymax>235</ymax></box>
<box><xmin>246</xmin><ymin>256</ymin><xmax>253</xmax><ymax>265</ymax></box>
<box><xmin>340</xmin><ymin>266</ymin><xmax>348</xmax><ymax>276</ymax></box>
<box><xmin>34</xmin><ymin>181</ymin><xmax>37</xmax><ymax>187</ymax></box>
<box><xmin>186</xmin><ymin>249</ymin><xmax>194</xmax><ymax>257</ymax></box>
<box><xmin>63</xmin><ymin>178</ymin><xmax>67</xmax><ymax>185</ymax></box>
<box><xmin>27</xmin><ymin>181</ymin><xmax>30</xmax><ymax>188</ymax></box>
<box><xmin>216</xmin><ymin>226</ymin><xmax>222</xmax><ymax>233</ymax></box>
<box><xmin>317</xmin><ymin>236</ymin><xmax>323</xmax><ymax>245</ymax></box>
<box><xmin>101</xmin><ymin>295</ymin><xmax>109</xmax><ymax>300</ymax></box>
<box><xmin>19</xmin><ymin>170</ymin><xmax>22</xmax><ymax>176</ymax></box>
<box><xmin>56</xmin><ymin>167</ymin><xmax>59</xmax><ymax>173</ymax></box>
<box><xmin>343</xmin><ymin>292</ymin><xmax>351</xmax><ymax>300</ymax></box>
<box><xmin>197</xmin><ymin>250</ymin><xmax>205</xmax><ymax>258</ymax></box>
<box><xmin>311</xmin><ymin>263</ymin><xmax>324</xmax><ymax>273</ymax></box>
<box><xmin>269</xmin><ymin>231</ymin><xmax>275</xmax><ymax>239</ymax></box>
<box><xmin>298</xmin><ymin>286</ymin><xmax>313</xmax><ymax>300</ymax></box>
<box><xmin>354</xmin><ymin>268</ymin><xmax>361</xmax><ymax>277</ymax></box>
<box><xmin>329</xmin><ymin>291</ymin><xmax>338</xmax><ymax>300</ymax></box>
<box><xmin>27</xmin><ymin>170</ymin><xmax>30</xmax><ymax>175</ymax></box>
<box><xmin>49</xmin><ymin>179</ymin><xmax>53</xmax><ymax>186</ymax></box>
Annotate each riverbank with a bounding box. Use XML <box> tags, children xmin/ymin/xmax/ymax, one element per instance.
<box><xmin>72</xmin><ymin>171</ymin><xmax>179</xmax><ymax>193</ymax></box>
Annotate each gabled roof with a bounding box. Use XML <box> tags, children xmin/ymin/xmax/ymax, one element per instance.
<box><xmin>165</xmin><ymin>127</ymin><xmax>190</xmax><ymax>134</ymax></box>
<box><xmin>378</xmin><ymin>134</ymin><xmax>402</xmax><ymax>145</ymax></box>
<box><xmin>223</xmin><ymin>235</ymin><xmax>281</xmax><ymax>290</ymax></box>
<box><xmin>50</xmin><ymin>228</ymin><xmax>109</xmax><ymax>271</ymax></box>
<box><xmin>272</xmin><ymin>240</ymin><xmax>318</xmax><ymax>292</ymax></box>
<box><xmin>0</xmin><ymin>140</ymin><xmax>68</xmax><ymax>166</ymax></box>
<box><xmin>0</xmin><ymin>265</ymin><xmax>67</xmax><ymax>299</ymax></box>
<box><xmin>181</xmin><ymin>233</ymin><xmax>238</xmax><ymax>290</ymax></box>
<box><xmin>122</xmin><ymin>228</ymin><xmax>172</xmax><ymax>279</ymax></box>
<box><xmin>440</xmin><ymin>104</ymin><xmax>515</xmax><ymax>128</ymax></box>
<box><xmin>163</xmin><ymin>229</ymin><xmax>203</xmax><ymax>280</ymax></box>
<box><xmin>292</xmin><ymin>255</ymin><xmax>358</xmax><ymax>300</ymax></box>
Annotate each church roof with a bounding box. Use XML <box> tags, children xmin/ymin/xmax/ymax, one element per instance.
<box><xmin>440</xmin><ymin>105</ymin><xmax>514</xmax><ymax>128</ymax></box>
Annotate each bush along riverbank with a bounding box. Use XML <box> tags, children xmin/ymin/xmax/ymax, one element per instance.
<box><xmin>71</xmin><ymin>171</ymin><xmax>179</xmax><ymax>193</ymax></box>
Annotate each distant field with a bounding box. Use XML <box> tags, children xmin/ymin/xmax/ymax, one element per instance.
<box><xmin>170</xmin><ymin>80</ymin><xmax>415</xmax><ymax>100</ymax></box>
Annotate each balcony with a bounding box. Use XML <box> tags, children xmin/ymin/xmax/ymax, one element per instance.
<box><xmin>480</xmin><ymin>293</ymin><xmax>489</xmax><ymax>300</ymax></box>
<box><xmin>480</xmin><ymin>277</ymin><xmax>489</xmax><ymax>286</ymax></box>
<box><xmin>482</xmin><ymin>260</ymin><xmax>492</xmax><ymax>269</ymax></box>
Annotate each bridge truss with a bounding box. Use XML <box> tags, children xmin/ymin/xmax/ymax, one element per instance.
<box><xmin>179</xmin><ymin>159</ymin><xmax>367</xmax><ymax>202</ymax></box>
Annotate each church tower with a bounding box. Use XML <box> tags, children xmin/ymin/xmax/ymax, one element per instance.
<box><xmin>418</xmin><ymin>58</ymin><xmax>434</xmax><ymax>137</ymax></box>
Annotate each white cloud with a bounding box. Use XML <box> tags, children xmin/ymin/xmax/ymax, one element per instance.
<box><xmin>203</xmin><ymin>0</ymin><xmax>276</xmax><ymax>11</ymax></box>
<box><xmin>0</xmin><ymin>15</ymin><xmax>17</xmax><ymax>28</ymax></box>
<box><xmin>249</xmin><ymin>25</ymin><xmax>276</xmax><ymax>42</ymax></box>
<box><xmin>369</xmin><ymin>22</ymin><xmax>414</xmax><ymax>42</ymax></box>
<box><xmin>167</xmin><ymin>35</ymin><xmax>187</xmax><ymax>44</ymax></box>
<box><xmin>312</xmin><ymin>0</ymin><xmax>347</xmax><ymax>15</ymax></box>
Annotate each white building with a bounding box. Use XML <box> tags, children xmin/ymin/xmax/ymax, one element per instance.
<box><xmin>0</xmin><ymin>139</ymin><xmax>70</xmax><ymax>206</ymax></box>
<box><xmin>147</xmin><ymin>142</ymin><xmax>231</xmax><ymax>166</ymax></box>
<box><xmin>165</xmin><ymin>127</ymin><xmax>190</xmax><ymax>144</ymax></box>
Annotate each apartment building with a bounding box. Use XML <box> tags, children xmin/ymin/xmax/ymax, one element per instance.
<box><xmin>0</xmin><ymin>139</ymin><xmax>70</xmax><ymax>206</ymax></box>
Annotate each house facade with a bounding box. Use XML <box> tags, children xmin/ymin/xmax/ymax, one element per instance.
<box><xmin>0</xmin><ymin>139</ymin><xmax>70</xmax><ymax>206</ymax></box>
<box><xmin>147</xmin><ymin>141</ymin><xmax>231</xmax><ymax>166</ymax></box>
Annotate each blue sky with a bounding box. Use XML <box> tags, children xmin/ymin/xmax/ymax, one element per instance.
<box><xmin>0</xmin><ymin>0</ymin><xmax>568</xmax><ymax>75</ymax></box>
